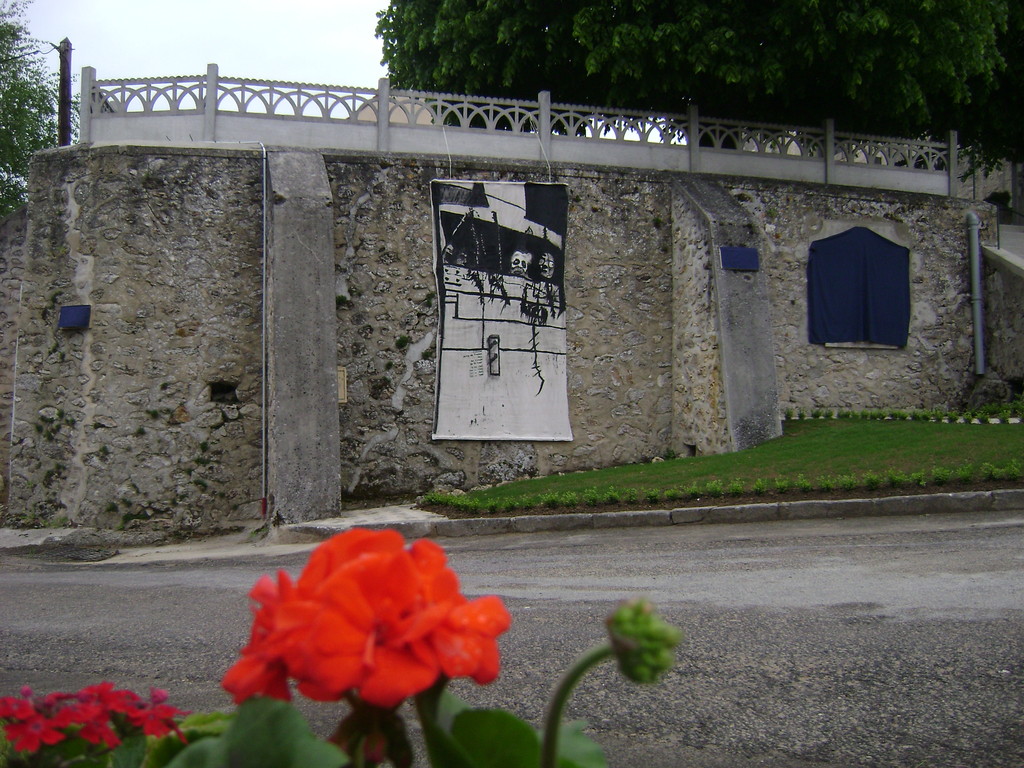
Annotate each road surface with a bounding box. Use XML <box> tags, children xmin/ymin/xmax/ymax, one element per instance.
<box><xmin>2</xmin><ymin>510</ymin><xmax>1022</xmax><ymax>767</ymax></box>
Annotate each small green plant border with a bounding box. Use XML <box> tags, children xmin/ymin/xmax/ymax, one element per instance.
<box><xmin>421</xmin><ymin>458</ymin><xmax>1022</xmax><ymax>516</ymax></box>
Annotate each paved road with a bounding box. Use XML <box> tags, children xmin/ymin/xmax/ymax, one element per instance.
<box><xmin>2</xmin><ymin>511</ymin><xmax>1023</xmax><ymax>767</ymax></box>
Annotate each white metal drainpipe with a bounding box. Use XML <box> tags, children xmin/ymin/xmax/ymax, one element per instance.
<box><xmin>259</xmin><ymin>142</ymin><xmax>269</xmax><ymax>520</ymax></box>
<box><xmin>966</xmin><ymin>211</ymin><xmax>986</xmax><ymax>376</ymax></box>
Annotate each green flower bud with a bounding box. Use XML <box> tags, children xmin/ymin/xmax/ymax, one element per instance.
<box><xmin>606</xmin><ymin>599</ymin><xmax>682</xmax><ymax>683</ymax></box>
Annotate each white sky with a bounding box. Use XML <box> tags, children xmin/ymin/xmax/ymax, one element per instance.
<box><xmin>25</xmin><ymin>0</ymin><xmax>390</xmax><ymax>93</ymax></box>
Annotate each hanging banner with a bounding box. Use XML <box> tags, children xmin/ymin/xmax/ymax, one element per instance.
<box><xmin>431</xmin><ymin>180</ymin><xmax>573</xmax><ymax>441</ymax></box>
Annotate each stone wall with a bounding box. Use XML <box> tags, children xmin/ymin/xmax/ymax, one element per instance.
<box><xmin>0</xmin><ymin>207</ymin><xmax>27</xmax><ymax>502</ymax></box>
<box><xmin>984</xmin><ymin>258</ymin><xmax>1024</xmax><ymax>389</ymax></box>
<box><xmin>327</xmin><ymin>160</ymin><xmax>677</xmax><ymax>496</ymax></box>
<box><xmin>1</xmin><ymin>144</ymin><xmax>998</xmax><ymax>529</ymax></box>
<box><xmin>8</xmin><ymin>146</ymin><xmax>264</xmax><ymax>530</ymax></box>
<box><xmin>670</xmin><ymin>183</ymin><xmax>729</xmax><ymax>455</ymax></box>
<box><xmin>730</xmin><ymin>182</ymin><xmax>986</xmax><ymax>411</ymax></box>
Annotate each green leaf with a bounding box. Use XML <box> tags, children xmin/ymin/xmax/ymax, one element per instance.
<box><xmin>416</xmin><ymin>679</ymin><xmax>478</xmax><ymax>768</ymax></box>
<box><xmin>420</xmin><ymin>713</ymin><xmax>478</xmax><ymax>768</ymax></box>
<box><xmin>162</xmin><ymin>737</ymin><xmax>227</xmax><ymax>768</ymax></box>
<box><xmin>556</xmin><ymin>721</ymin><xmax>607</xmax><ymax>768</ymax></box>
<box><xmin>451</xmin><ymin>709</ymin><xmax>541</xmax><ymax>768</ymax></box>
<box><xmin>112</xmin><ymin>734</ymin><xmax>149</xmax><ymax>768</ymax></box>
<box><xmin>435</xmin><ymin>689</ymin><xmax>472</xmax><ymax>732</ymax></box>
<box><xmin>145</xmin><ymin>712</ymin><xmax>235</xmax><ymax>768</ymax></box>
<box><xmin>165</xmin><ymin>698</ymin><xmax>348</xmax><ymax>768</ymax></box>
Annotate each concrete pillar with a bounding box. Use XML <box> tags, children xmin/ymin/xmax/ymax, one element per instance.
<box><xmin>377</xmin><ymin>78</ymin><xmax>391</xmax><ymax>152</ymax></box>
<box><xmin>203</xmin><ymin>63</ymin><xmax>219</xmax><ymax>142</ymax></box>
<box><xmin>824</xmin><ymin>119</ymin><xmax>835</xmax><ymax>185</ymax></box>
<box><xmin>688</xmin><ymin>104</ymin><xmax>700</xmax><ymax>173</ymax></box>
<box><xmin>539</xmin><ymin>90</ymin><xmax>552</xmax><ymax>163</ymax></box>
<box><xmin>676</xmin><ymin>179</ymin><xmax>782</xmax><ymax>453</ymax></box>
<box><xmin>948</xmin><ymin>130</ymin><xmax>958</xmax><ymax>198</ymax></box>
<box><xmin>79</xmin><ymin>67</ymin><xmax>95</xmax><ymax>143</ymax></box>
<box><xmin>265</xmin><ymin>150</ymin><xmax>341</xmax><ymax>522</ymax></box>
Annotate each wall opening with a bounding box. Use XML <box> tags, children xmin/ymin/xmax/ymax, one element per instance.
<box><xmin>209</xmin><ymin>381</ymin><xmax>239</xmax><ymax>403</ymax></box>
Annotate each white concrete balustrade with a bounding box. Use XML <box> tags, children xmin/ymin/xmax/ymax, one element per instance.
<box><xmin>79</xmin><ymin>63</ymin><xmax>958</xmax><ymax>196</ymax></box>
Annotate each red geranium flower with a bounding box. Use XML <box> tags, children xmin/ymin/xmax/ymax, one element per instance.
<box><xmin>125</xmin><ymin>701</ymin><xmax>188</xmax><ymax>738</ymax></box>
<box><xmin>76</xmin><ymin>681</ymin><xmax>140</xmax><ymax>714</ymax></box>
<box><xmin>4</xmin><ymin>712</ymin><xmax>66</xmax><ymax>752</ymax></box>
<box><xmin>0</xmin><ymin>696</ymin><xmax>34</xmax><ymax>721</ymax></box>
<box><xmin>222</xmin><ymin>528</ymin><xmax>511</xmax><ymax>708</ymax></box>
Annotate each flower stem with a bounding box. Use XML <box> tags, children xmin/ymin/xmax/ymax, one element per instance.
<box><xmin>540</xmin><ymin>644</ymin><xmax>613</xmax><ymax>768</ymax></box>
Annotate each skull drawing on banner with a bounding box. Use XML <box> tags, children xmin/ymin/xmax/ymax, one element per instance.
<box><xmin>510</xmin><ymin>250</ymin><xmax>533</xmax><ymax>277</ymax></box>
<box><xmin>539</xmin><ymin>251</ymin><xmax>555</xmax><ymax>279</ymax></box>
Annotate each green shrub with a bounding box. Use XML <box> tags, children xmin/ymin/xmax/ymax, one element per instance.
<box><xmin>837</xmin><ymin>474</ymin><xmax>858</xmax><ymax>491</ymax></box>
<box><xmin>602</xmin><ymin>486</ymin><xmax>622</xmax><ymax>504</ymax></box>
<box><xmin>726</xmin><ymin>478</ymin><xmax>745</xmax><ymax>496</ymax></box>
<box><xmin>953</xmin><ymin>463</ymin><xmax>974</xmax><ymax>483</ymax></box>
<box><xmin>862</xmin><ymin>472</ymin><xmax>882</xmax><ymax>490</ymax></box>
<box><xmin>559</xmin><ymin>491</ymin><xmax>581</xmax><ymax>507</ymax></box>
<box><xmin>752</xmin><ymin>477</ymin><xmax>770</xmax><ymax>495</ymax></box>
<box><xmin>773</xmin><ymin>476</ymin><xmax>792</xmax><ymax>494</ymax></box>
<box><xmin>887</xmin><ymin>469</ymin><xmax>909</xmax><ymax>488</ymax></box>
<box><xmin>704</xmin><ymin>479</ymin><xmax>724</xmax><ymax>498</ymax></box>
<box><xmin>422</xmin><ymin>491</ymin><xmax>454</xmax><ymax>506</ymax></box>
<box><xmin>540</xmin><ymin>492</ymin><xmax>562</xmax><ymax>509</ymax></box>
<box><xmin>795</xmin><ymin>474</ymin><xmax>814</xmax><ymax>493</ymax></box>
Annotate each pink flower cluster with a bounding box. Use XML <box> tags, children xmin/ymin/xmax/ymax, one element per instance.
<box><xmin>0</xmin><ymin>682</ymin><xmax>187</xmax><ymax>754</ymax></box>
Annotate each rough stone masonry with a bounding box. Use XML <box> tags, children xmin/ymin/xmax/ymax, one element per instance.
<box><xmin>0</xmin><ymin>142</ymin><xmax>1013</xmax><ymax>532</ymax></box>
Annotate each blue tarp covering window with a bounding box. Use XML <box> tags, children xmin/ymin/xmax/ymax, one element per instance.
<box><xmin>807</xmin><ymin>227</ymin><xmax>910</xmax><ymax>347</ymax></box>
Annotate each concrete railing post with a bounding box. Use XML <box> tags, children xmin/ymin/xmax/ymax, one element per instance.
<box><xmin>948</xmin><ymin>130</ymin><xmax>959</xmax><ymax>197</ymax></box>
<box><xmin>203</xmin><ymin>63</ymin><xmax>219</xmax><ymax>141</ymax></box>
<box><xmin>824</xmin><ymin>119</ymin><xmax>835</xmax><ymax>185</ymax></box>
<box><xmin>688</xmin><ymin>103</ymin><xmax>700</xmax><ymax>173</ymax></box>
<box><xmin>79</xmin><ymin>66</ymin><xmax>95</xmax><ymax>143</ymax></box>
<box><xmin>538</xmin><ymin>90</ymin><xmax>552</xmax><ymax>162</ymax></box>
<box><xmin>377</xmin><ymin>77</ymin><xmax>391</xmax><ymax>152</ymax></box>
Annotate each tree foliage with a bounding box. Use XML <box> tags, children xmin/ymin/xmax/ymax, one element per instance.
<box><xmin>0</xmin><ymin>0</ymin><xmax>56</xmax><ymax>217</ymax></box>
<box><xmin>377</xmin><ymin>0</ymin><xmax>1022</xmax><ymax>163</ymax></box>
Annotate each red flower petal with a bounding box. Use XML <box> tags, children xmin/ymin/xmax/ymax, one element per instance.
<box><xmin>358</xmin><ymin>645</ymin><xmax>440</xmax><ymax>707</ymax></box>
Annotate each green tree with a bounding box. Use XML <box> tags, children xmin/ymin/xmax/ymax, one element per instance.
<box><xmin>377</xmin><ymin>0</ymin><xmax>1021</xmax><ymax>163</ymax></box>
<box><xmin>0</xmin><ymin>0</ymin><xmax>57</xmax><ymax>217</ymax></box>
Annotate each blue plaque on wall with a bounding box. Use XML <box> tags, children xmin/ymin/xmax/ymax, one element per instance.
<box><xmin>58</xmin><ymin>305</ymin><xmax>91</xmax><ymax>329</ymax></box>
<box><xmin>720</xmin><ymin>246</ymin><xmax>760</xmax><ymax>271</ymax></box>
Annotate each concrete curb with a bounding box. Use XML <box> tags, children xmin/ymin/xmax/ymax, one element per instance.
<box><xmin>278</xmin><ymin>488</ymin><xmax>1024</xmax><ymax>543</ymax></box>
<box><xmin>4</xmin><ymin>489</ymin><xmax>1023</xmax><ymax>561</ymax></box>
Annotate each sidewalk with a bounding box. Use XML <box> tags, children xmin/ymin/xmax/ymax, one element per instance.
<box><xmin>3</xmin><ymin>489</ymin><xmax>1024</xmax><ymax>564</ymax></box>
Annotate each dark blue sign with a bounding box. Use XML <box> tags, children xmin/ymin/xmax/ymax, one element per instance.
<box><xmin>720</xmin><ymin>246</ymin><xmax>759</xmax><ymax>271</ymax></box>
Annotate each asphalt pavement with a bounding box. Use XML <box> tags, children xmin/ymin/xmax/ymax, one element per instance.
<box><xmin>2</xmin><ymin>506</ymin><xmax>1023</xmax><ymax>767</ymax></box>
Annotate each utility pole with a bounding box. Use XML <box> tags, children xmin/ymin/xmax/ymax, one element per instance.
<box><xmin>58</xmin><ymin>38</ymin><xmax>71</xmax><ymax>146</ymax></box>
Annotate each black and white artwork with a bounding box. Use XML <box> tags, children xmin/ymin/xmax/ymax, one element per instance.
<box><xmin>431</xmin><ymin>180</ymin><xmax>572</xmax><ymax>440</ymax></box>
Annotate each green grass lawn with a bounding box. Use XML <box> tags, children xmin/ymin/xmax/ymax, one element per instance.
<box><xmin>422</xmin><ymin>419</ymin><xmax>1023</xmax><ymax>513</ymax></box>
